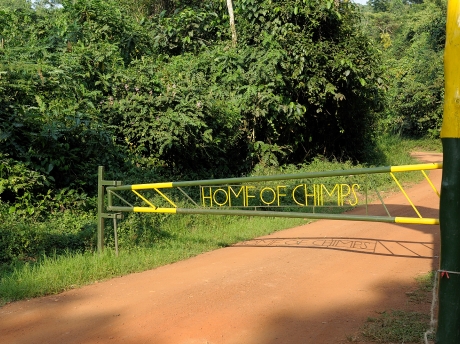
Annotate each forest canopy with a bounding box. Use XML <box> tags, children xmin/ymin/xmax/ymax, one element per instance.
<box><xmin>364</xmin><ymin>0</ymin><xmax>446</xmax><ymax>137</ymax></box>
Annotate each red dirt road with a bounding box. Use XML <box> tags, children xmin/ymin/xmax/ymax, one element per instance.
<box><xmin>0</xmin><ymin>153</ymin><xmax>442</xmax><ymax>344</ymax></box>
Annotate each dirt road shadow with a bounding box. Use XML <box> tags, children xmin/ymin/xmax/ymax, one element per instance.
<box><xmin>233</xmin><ymin>236</ymin><xmax>437</xmax><ymax>259</ymax></box>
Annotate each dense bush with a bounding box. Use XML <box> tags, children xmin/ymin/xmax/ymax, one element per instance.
<box><xmin>0</xmin><ymin>204</ymin><xmax>96</xmax><ymax>265</ymax></box>
<box><xmin>1</xmin><ymin>0</ymin><xmax>384</xmax><ymax>211</ymax></box>
<box><xmin>0</xmin><ymin>3</ymin><xmax>126</xmax><ymax>199</ymax></box>
<box><xmin>102</xmin><ymin>0</ymin><xmax>384</xmax><ymax>173</ymax></box>
<box><xmin>234</xmin><ymin>0</ymin><xmax>384</xmax><ymax>162</ymax></box>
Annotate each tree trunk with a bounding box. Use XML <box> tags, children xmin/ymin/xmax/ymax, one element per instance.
<box><xmin>226</xmin><ymin>0</ymin><xmax>237</xmax><ymax>47</ymax></box>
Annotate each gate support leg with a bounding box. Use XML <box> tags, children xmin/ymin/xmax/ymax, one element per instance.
<box><xmin>97</xmin><ymin>166</ymin><xmax>122</xmax><ymax>253</ymax></box>
<box><xmin>97</xmin><ymin>166</ymin><xmax>105</xmax><ymax>253</ymax></box>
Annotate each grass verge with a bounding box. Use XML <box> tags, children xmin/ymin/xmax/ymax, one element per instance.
<box><xmin>354</xmin><ymin>271</ymin><xmax>436</xmax><ymax>343</ymax></box>
<box><xmin>362</xmin><ymin>310</ymin><xmax>430</xmax><ymax>343</ymax></box>
<box><xmin>0</xmin><ymin>216</ymin><xmax>306</xmax><ymax>305</ymax></box>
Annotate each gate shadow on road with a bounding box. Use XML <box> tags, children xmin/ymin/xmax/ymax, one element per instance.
<box><xmin>233</xmin><ymin>237</ymin><xmax>437</xmax><ymax>259</ymax></box>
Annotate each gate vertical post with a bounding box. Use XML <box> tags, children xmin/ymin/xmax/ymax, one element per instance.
<box><xmin>437</xmin><ymin>1</ymin><xmax>460</xmax><ymax>342</ymax></box>
<box><xmin>97</xmin><ymin>166</ymin><xmax>105</xmax><ymax>253</ymax></box>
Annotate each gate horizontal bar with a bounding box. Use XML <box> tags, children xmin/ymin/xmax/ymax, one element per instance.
<box><xmin>106</xmin><ymin>206</ymin><xmax>439</xmax><ymax>225</ymax></box>
<box><xmin>107</xmin><ymin>163</ymin><xmax>443</xmax><ymax>191</ymax></box>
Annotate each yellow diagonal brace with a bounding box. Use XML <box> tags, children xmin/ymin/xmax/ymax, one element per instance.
<box><xmin>132</xmin><ymin>190</ymin><xmax>157</xmax><ymax>209</ymax></box>
<box><xmin>390</xmin><ymin>172</ymin><xmax>422</xmax><ymax>218</ymax></box>
<box><xmin>421</xmin><ymin>170</ymin><xmax>440</xmax><ymax>197</ymax></box>
<box><xmin>153</xmin><ymin>188</ymin><xmax>177</xmax><ymax>208</ymax></box>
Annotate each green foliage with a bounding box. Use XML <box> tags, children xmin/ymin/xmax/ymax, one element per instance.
<box><xmin>0</xmin><ymin>154</ymin><xmax>48</xmax><ymax>208</ymax></box>
<box><xmin>369</xmin><ymin>0</ymin><xmax>391</xmax><ymax>12</ymax></box>
<box><xmin>373</xmin><ymin>134</ymin><xmax>441</xmax><ymax>167</ymax></box>
<box><xmin>0</xmin><ymin>0</ymin><xmax>30</xmax><ymax>9</ymax></box>
<box><xmin>369</xmin><ymin>0</ymin><xmax>424</xmax><ymax>13</ymax></box>
<box><xmin>103</xmin><ymin>49</ymin><xmax>247</xmax><ymax>177</ymax></box>
<box><xmin>0</xmin><ymin>3</ymin><xmax>126</xmax><ymax>202</ymax></box>
<box><xmin>0</xmin><ymin>0</ymin><xmax>384</xmax><ymax>216</ymax></box>
<box><xmin>0</xmin><ymin>204</ymin><xmax>96</xmax><ymax>265</ymax></box>
<box><xmin>149</xmin><ymin>3</ymin><xmax>228</xmax><ymax>54</ymax></box>
<box><xmin>364</xmin><ymin>0</ymin><xmax>446</xmax><ymax>137</ymax></box>
<box><xmin>233</xmin><ymin>0</ymin><xmax>384</xmax><ymax>163</ymax></box>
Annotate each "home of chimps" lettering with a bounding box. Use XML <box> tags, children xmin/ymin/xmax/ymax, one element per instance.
<box><xmin>200</xmin><ymin>184</ymin><xmax>360</xmax><ymax>207</ymax></box>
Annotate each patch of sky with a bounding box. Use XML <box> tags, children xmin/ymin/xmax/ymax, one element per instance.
<box><xmin>352</xmin><ymin>0</ymin><xmax>368</xmax><ymax>5</ymax></box>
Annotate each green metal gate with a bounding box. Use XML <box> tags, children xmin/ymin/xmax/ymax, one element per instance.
<box><xmin>97</xmin><ymin>162</ymin><xmax>441</xmax><ymax>253</ymax></box>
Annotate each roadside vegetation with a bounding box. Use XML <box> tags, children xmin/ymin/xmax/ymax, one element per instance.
<box><xmin>0</xmin><ymin>0</ymin><xmax>445</xmax><ymax>306</ymax></box>
<box><xmin>354</xmin><ymin>271</ymin><xmax>436</xmax><ymax>343</ymax></box>
<box><xmin>0</xmin><ymin>135</ymin><xmax>441</xmax><ymax>305</ymax></box>
<box><xmin>362</xmin><ymin>310</ymin><xmax>431</xmax><ymax>343</ymax></box>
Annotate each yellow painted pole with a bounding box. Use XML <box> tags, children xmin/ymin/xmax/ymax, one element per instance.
<box><xmin>440</xmin><ymin>0</ymin><xmax>460</xmax><ymax>139</ymax></box>
<box><xmin>437</xmin><ymin>0</ymin><xmax>460</xmax><ymax>342</ymax></box>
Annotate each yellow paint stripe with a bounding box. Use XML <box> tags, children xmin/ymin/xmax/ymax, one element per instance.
<box><xmin>421</xmin><ymin>170</ymin><xmax>440</xmax><ymax>197</ymax></box>
<box><xmin>395</xmin><ymin>217</ymin><xmax>439</xmax><ymax>225</ymax></box>
<box><xmin>131</xmin><ymin>182</ymin><xmax>173</xmax><ymax>190</ymax></box>
<box><xmin>132</xmin><ymin>190</ymin><xmax>157</xmax><ymax>209</ymax></box>
<box><xmin>441</xmin><ymin>0</ymin><xmax>460</xmax><ymax>138</ymax></box>
<box><xmin>153</xmin><ymin>188</ymin><xmax>177</xmax><ymax>208</ymax></box>
<box><xmin>390</xmin><ymin>163</ymin><xmax>443</xmax><ymax>172</ymax></box>
<box><xmin>390</xmin><ymin>172</ymin><xmax>422</xmax><ymax>218</ymax></box>
<box><xmin>133</xmin><ymin>207</ymin><xmax>177</xmax><ymax>214</ymax></box>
